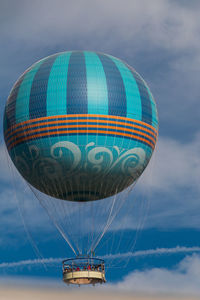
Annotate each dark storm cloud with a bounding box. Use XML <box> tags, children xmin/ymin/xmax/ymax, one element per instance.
<box><xmin>170</xmin><ymin>0</ymin><xmax>200</xmax><ymax>9</ymax></box>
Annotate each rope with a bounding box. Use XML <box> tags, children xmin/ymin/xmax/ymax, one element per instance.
<box><xmin>4</xmin><ymin>146</ymin><xmax>47</xmax><ymax>270</ymax></box>
<box><xmin>29</xmin><ymin>185</ymin><xmax>77</xmax><ymax>256</ymax></box>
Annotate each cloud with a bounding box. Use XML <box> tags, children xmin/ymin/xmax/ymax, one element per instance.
<box><xmin>111</xmin><ymin>132</ymin><xmax>200</xmax><ymax>230</ymax></box>
<box><xmin>2</xmin><ymin>251</ymin><xmax>200</xmax><ymax>298</ymax></box>
<box><xmin>0</xmin><ymin>149</ymin><xmax>57</xmax><ymax>248</ymax></box>
<box><xmin>109</xmin><ymin>254</ymin><xmax>200</xmax><ymax>296</ymax></box>
<box><xmin>1</xmin><ymin>0</ymin><xmax>200</xmax><ymax>52</ymax></box>
<box><xmin>0</xmin><ymin>257</ymin><xmax>62</xmax><ymax>270</ymax></box>
<box><xmin>103</xmin><ymin>246</ymin><xmax>200</xmax><ymax>260</ymax></box>
<box><xmin>1</xmin><ymin>246</ymin><xmax>200</xmax><ymax>270</ymax></box>
<box><xmin>140</xmin><ymin>133</ymin><xmax>200</xmax><ymax>193</ymax></box>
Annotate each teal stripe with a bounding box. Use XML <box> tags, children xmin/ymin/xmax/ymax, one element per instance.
<box><xmin>47</xmin><ymin>52</ymin><xmax>71</xmax><ymax>116</ymax></box>
<box><xmin>15</xmin><ymin>60</ymin><xmax>44</xmax><ymax>123</ymax></box>
<box><xmin>110</xmin><ymin>56</ymin><xmax>142</xmax><ymax>121</ymax></box>
<box><xmin>147</xmin><ymin>88</ymin><xmax>158</xmax><ymax>130</ymax></box>
<box><xmin>84</xmin><ymin>51</ymin><xmax>108</xmax><ymax>115</ymax></box>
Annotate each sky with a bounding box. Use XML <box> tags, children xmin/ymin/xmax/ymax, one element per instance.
<box><xmin>0</xmin><ymin>0</ymin><xmax>200</xmax><ymax>297</ymax></box>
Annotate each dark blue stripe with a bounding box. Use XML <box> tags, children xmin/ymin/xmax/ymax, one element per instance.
<box><xmin>67</xmin><ymin>52</ymin><xmax>87</xmax><ymax>114</ymax></box>
<box><xmin>128</xmin><ymin>68</ymin><xmax>152</xmax><ymax>125</ymax></box>
<box><xmin>97</xmin><ymin>54</ymin><xmax>127</xmax><ymax>117</ymax></box>
<box><xmin>29</xmin><ymin>55</ymin><xmax>58</xmax><ymax>119</ymax></box>
<box><xmin>10</xmin><ymin>133</ymin><xmax>153</xmax><ymax>150</ymax></box>
<box><xmin>6</xmin><ymin>74</ymin><xmax>26</xmax><ymax>127</ymax></box>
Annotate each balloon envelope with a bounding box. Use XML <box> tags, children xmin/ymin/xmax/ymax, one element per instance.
<box><xmin>4</xmin><ymin>51</ymin><xmax>158</xmax><ymax>202</ymax></box>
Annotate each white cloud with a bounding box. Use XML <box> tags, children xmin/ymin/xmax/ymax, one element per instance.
<box><xmin>0</xmin><ymin>257</ymin><xmax>62</xmax><ymax>270</ymax></box>
<box><xmin>108</xmin><ymin>254</ymin><xmax>200</xmax><ymax>297</ymax></box>
<box><xmin>1</xmin><ymin>246</ymin><xmax>200</xmax><ymax>270</ymax></box>
<box><xmin>0</xmin><ymin>150</ymin><xmax>57</xmax><ymax>248</ymax></box>
<box><xmin>103</xmin><ymin>246</ymin><xmax>200</xmax><ymax>260</ymax></box>
<box><xmin>147</xmin><ymin>132</ymin><xmax>200</xmax><ymax>227</ymax></box>
<box><xmin>110</xmin><ymin>132</ymin><xmax>200</xmax><ymax>230</ymax></box>
<box><xmin>4</xmin><ymin>252</ymin><xmax>200</xmax><ymax>298</ymax></box>
<box><xmin>140</xmin><ymin>132</ymin><xmax>200</xmax><ymax>193</ymax></box>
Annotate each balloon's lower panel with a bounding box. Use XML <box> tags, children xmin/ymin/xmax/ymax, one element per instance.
<box><xmin>9</xmin><ymin>135</ymin><xmax>152</xmax><ymax>201</ymax></box>
<box><xmin>63</xmin><ymin>270</ymin><xmax>106</xmax><ymax>285</ymax></box>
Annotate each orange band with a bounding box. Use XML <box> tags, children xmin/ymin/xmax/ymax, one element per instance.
<box><xmin>6</xmin><ymin>124</ymin><xmax>157</xmax><ymax>146</ymax></box>
<box><xmin>5</xmin><ymin>114</ymin><xmax>158</xmax><ymax>135</ymax></box>
<box><xmin>5</xmin><ymin>118</ymin><xmax>158</xmax><ymax>141</ymax></box>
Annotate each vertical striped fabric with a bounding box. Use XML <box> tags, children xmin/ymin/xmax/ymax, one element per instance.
<box><xmin>29</xmin><ymin>54</ymin><xmax>59</xmax><ymax>119</ymax></box>
<box><xmin>97</xmin><ymin>53</ymin><xmax>127</xmax><ymax>117</ymax></box>
<box><xmin>109</xmin><ymin>56</ymin><xmax>142</xmax><ymax>121</ymax></box>
<box><xmin>5</xmin><ymin>51</ymin><xmax>158</xmax><ymax>130</ymax></box>
<box><xmin>5</xmin><ymin>72</ymin><xmax>27</xmax><ymax>126</ymax></box>
<box><xmin>47</xmin><ymin>52</ymin><xmax>71</xmax><ymax>116</ymax></box>
<box><xmin>15</xmin><ymin>60</ymin><xmax>44</xmax><ymax>123</ymax></box>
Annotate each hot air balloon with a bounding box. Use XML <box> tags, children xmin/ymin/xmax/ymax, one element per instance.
<box><xmin>4</xmin><ymin>51</ymin><xmax>158</xmax><ymax>285</ymax></box>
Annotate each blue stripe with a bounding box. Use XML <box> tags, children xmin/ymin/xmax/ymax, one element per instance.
<box><xmin>6</xmin><ymin>73</ymin><xmax>26</xmax><ymax>126</ymax></box>
<box><xmin>97</xmin><ymin>54</ymin><xmax>127</xmax><ymax>117</ymax></box>
<box><xmin>84</xmin><ymin>51</ymin><xmax>108</xmax><ymax>114</ymax></box>
<box><xmin>29</xmin><ymin>54</ymin><xmax>59</xmax><ymax>119</ymax></box>
<box><xmin>128</xmin><ymin>68</ymin><xmax>152</xmax><ymax>125</ymax></box>
<box><xmin>67</xmin><ymin>52</ymin><xmax>87</xmax><ymax>114</ymax></box>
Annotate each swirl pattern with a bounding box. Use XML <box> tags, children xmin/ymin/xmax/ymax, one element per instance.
<box><xmin>11</xmin><ymin>140</ymin><xmax>148</xmax><ymax>201</ymax></box>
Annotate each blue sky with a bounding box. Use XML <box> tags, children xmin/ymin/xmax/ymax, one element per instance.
<box><xmin>0</xmin><ymin>0</ymin><xmax>200</xmax><ymax>296</ymax></box>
